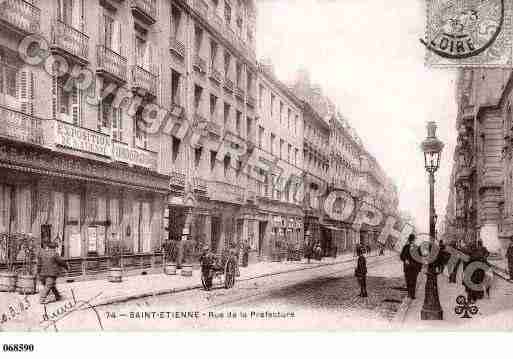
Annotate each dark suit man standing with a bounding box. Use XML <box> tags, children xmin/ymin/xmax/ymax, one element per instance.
<box><xmin>400</xmin><ymin>234</ymin><xmax>422</xmax><ymax>299</ymax></box>
<box><xmin>37</xmin><ymin>242</ymin><xmax>70</xmax><ymax>304</ymax></box>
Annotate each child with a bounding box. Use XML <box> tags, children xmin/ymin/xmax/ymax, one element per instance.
<box><xmin>355</xmin><ymin>246</ymin><xmax>368</xmax><ymax>297</ymax></box>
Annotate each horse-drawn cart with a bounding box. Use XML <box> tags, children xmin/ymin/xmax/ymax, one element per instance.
<box><xmin>200</xmin><ymin>250</ymin><xmax>238</xmax><ymax>290</ymax></box>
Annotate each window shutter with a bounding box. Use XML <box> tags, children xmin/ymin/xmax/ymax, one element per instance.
<box><xmin>116</xmin><ymin>20</ymin><xmax>122</xmax><ymax>55</ymax></box>
<box><xmin>98</xmin><ymin>13</ymin><xmax>105</xmax><ymax>47</ymax></box>
<box><xmin>71</xmin><ymin>86</ymin><xmax>80</xmax><ymax>125</ymax></box>
<box><xmin>52</xmin><ymin>75</ymin><xmax>59</xmax><ymax>119</ymax></box>
<box><xmin>19</xmin><ymin>70</ymin><xmax>34</xmax><ymax>115</ymax></box>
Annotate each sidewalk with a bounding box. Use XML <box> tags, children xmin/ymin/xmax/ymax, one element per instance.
<box><xmin>1</xmin><ymin>250</ymin><xmax>391</xmax><ymax>331</ymax></box>
<box><xmin>400</xmin><ymin>264</ymin><xmax>513</xmax><ymax>330</ymax></box>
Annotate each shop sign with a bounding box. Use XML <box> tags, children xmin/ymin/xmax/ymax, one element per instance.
<box><xmin>55</xmin><ymin>121</ymin><xmax>112</xmax><ymax>157</ymax></box>
<box><xmin>69</xmin><ymin>226</ymin><xmax>81</xmax><ymax>258</ymax></box>
<box><xmin>112</xmin><ymin>142</ymin><xmax>158</xmax><ymax>170</ymax></box>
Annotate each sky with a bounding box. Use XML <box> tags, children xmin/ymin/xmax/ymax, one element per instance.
<box><xmin>255</xmin><ymin>0</ymin><xmax>459</xmax><ymax>232</ymax></box>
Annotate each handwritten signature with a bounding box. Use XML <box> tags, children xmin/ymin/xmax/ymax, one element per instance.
<box><xmin>39</xmin><ymin>289</ymin><xmax>104</xmax><ymax>331</ymax></box>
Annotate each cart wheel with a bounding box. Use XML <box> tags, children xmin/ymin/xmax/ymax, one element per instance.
<box><xmin>224</xmin><ymin>258</ymin><xmax>236</xmax><ymax>289</ymax></box>
<box><xmin>201</xmin><ymin>271</ymin><xmax>213</xmax><ymax>291</ymax></box>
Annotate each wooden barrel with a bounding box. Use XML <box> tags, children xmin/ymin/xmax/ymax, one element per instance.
<box><xmin>108</xmin><ymin>267</ymin><xmax>123</xmax><ymax>283</ymax></box>
<box><xmin>164</xmin><ymin>263</ymin><xmax>177</xmax><ymax>275</ymax></box>
<box><xmin>0</xmin><ymin>272</ymin><xmax>17</xmax><ymax>292</ymax></box>
<box><xmin>181</xmin><ymin>264</ymin><xmax>193</xmax><ymax>277</ymax></box>
<box><xmin>16</xmin><ymin>274</ymin><xmax>36</xmax><ymax>295</ymax></box>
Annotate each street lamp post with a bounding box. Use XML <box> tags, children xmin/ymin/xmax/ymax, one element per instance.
<box><xmin>420</xmin><ymin>121</ymin><xmax>444</xmax><ymax>320</ymax></box>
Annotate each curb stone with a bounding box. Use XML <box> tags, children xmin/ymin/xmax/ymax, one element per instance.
<box><xmin>92</xmin><ymin>253</ymin><xmax>394</xmax><ymax>307</ymax></box>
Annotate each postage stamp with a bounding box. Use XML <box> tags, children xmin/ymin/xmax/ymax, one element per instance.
<box><xmin>423</xmin><ymin>0</ymin><xmax>513</xmax><ymax>67</ymax></box>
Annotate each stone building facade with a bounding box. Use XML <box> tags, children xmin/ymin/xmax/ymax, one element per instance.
<box><xmin>0</xmin><ymin>0</ymin><xmax>399</xmax><ymax>279</ymax></box>
<box><xmin>443</xmin><ymin>68</ymin><xmax>512</xmax><ymax>257</ymax></box>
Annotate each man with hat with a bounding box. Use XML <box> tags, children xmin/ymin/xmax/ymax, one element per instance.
<box><xmin>506</xmin><ymin>239</ymin><xmax>513</xmax><ymax>281</ymax></box>
<box><xmin>37</xmin><ymin>241</ymin><xmax>70</xmax><ymax>304</ymax></box>
<box><xmin>400</xmin><ymin>234</ymin><xmax>422</xmax><ymax>299</ymax></box>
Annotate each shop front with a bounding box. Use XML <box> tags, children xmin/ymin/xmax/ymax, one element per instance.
<box><xmin>0</xmin><ymin>140</ymin><xmax>169</xmax><ymax>280</ymax></box>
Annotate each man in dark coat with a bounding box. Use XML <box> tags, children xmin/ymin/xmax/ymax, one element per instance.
<box><xmin>355</xmin><ymin>246</ymin><xmax>368</xmax><ymax>297</ymax></box>
<box><xmin>400</xmin><ymin>234</ymin><xmax>422</xmax><ymax>299</ymax></box>
<box><xmin>37</xmin><ymin>242</ymin><xmax>70</xmax><ymax>304</ymax></box>
<box><xmin>506</xmin><ymin>240</ymin><xmax>513</xmax><ymax>281</ymax></box>
<box><xmin>463</xmin><ymin>240</ymin><xmax>489</xmax><ymax>302</ymax></box>
<box><xmin>448</xmin><ymin>239</ymin><xmax>461</xmax><ymax>283</ymax></box>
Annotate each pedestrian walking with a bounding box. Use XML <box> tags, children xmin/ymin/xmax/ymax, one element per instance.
<box><xmin>36</xmin><ymin>241</ymin><xmax>70</xmax><ymax>304</ymax></box>
<box><xmin>400</xmin><ymin>234</ymin><xmax>422</xmax><ymax>299</ymax></box>
<box><xmin>507</xmin><ymin>240</ymin><xmax>513</xmax><ymax>281</ymax></box>
<box><xmin>449</xmin><ymin>239</ymin><xmax>463</xmax><ymax>283</ymax></box>
<box><xmin>379</xmin><ymin>242</ymin><xmax>385</xmax><ymax>256</ymax></box>
<box><xmin>355</xmin><ymin>246</ymin><xmax>368</xmax><ymax>297</ymax></box>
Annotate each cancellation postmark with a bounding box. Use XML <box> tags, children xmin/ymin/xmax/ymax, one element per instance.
<box><xmin>423</xmin><ymin>0</ymin><xmax>513</xmax><ymax>67</ymax></box>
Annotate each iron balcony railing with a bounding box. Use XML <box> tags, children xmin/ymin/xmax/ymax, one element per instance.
<box><xmin>0</xmin><ymin>0</ymin><xmax>40</xmax><ymax>34</ymax></box>
<box><xmin>193</xmin><ymin>177</ymin><xmax>208</xmax><ymax>192</ymax></box>
<box><xmin>235</xmin><ymin>86</ymin><xmax>245</xmax><ymax>100</ymax></box>
<box><xmin>131</xmin><ymin>65</ymin><xmax>157</xmax><ymax>96</ymax></box>
<box><xmin>130</xmin><ymin>0</ymin><xmax>157</xmax><ymax>23</ymax></box>
<box><xmin>0</xmin><ymin>105</ymin><xmax>46</xmax><ymax>146</ymax></box>
<box><xmin>210</xmin><ymin>67</ymin><xmax>223</xmax><ymax>84</ymax></box>
<box><xmin>97</xmin><ymin>45</ymin><xmax>127</xmax><ymax>82</ymax></box>
<box><xmin>193</xmin><ymin>0</ymin><xmax>209</xmax><ymax>18</ymax></box>
<box><xmin>223</xmin><ymin>77</ymin><xmax>234</xmax><ymax>93</ymax></box>
<box><xmin>170</xmin><ymin>170</ymin><xmax>186</xmax><ymax>188</ymax></box>
<box><xmin>51</xmin><ymin>19</ymin><xmax>89</xmax><ymax>60</ymax></box>
<box><xmin>193</xmin><ymin>55</ymin><xmax>207</xmax><ymax>73</ymax></box>
<box><xmin>169</xmin><ymin>36</ymin><xmax>186</xmax><ymax>58</ymax></box>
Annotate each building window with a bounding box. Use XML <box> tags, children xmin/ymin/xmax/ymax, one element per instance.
<box><xmin>171</xmin><ymin>69</ymin><xmax>181</xmax><ymax>105</ymax></box>
<box><xmin>287</xmin><ymin>144</ymin><xmax>292</xmax><ymax>163</ymax></box>
<box><xmin>210</xmin><ymin>94</ymin><xmax>217</xmax><ymax>122</ymax></box>
<box><xmin>279</xmin><ymin>102</ymin><xmax>283</xmax><ymax>124</ymax></box>
<box><xmin>210</xmin><ymin>150</ymin><xmax>217</xmax><ymax>171</ymax></box>
<box><xmin>236</xmin><ymin>111</ymin><xmax>242</xmax><ymax>135</ymax></box>
<box><xmin>258</xmin><ymin>126</ymin><xmax>264</xmax><ymax>148</ymax></box>
<box><xmin>170</xmin><ymin>5</ymin><xmax>182</xmax><ymax>39</ymax></box>
<box><xmin>270</xmin><ymin>133</ymin><xmax>275</xmax><ymax>155</ymax></box>
<box><xmin>259</xmin><ymin>85</ymin><xmax>264</xmax><ymax>108</ymax></box>
<box><xmin>236</xmin><ymin>62</ymin><xmax>242</xmax><ymax>88</ymax></box>
<box><xmin>224</xmin><ymin>51</ymin><xmax>231</xmax><ymax>78</ymax></box>
<box><xmin>195</xmin><ymin>26</ymin><xmax>203</xmax><ymax>55</ymax></box>
<box><xmin>194</xmin><ymin>85</ymin><xmax>203</xmax><ymax>113</ymax></box>
<box><xmin>134</xmin><ymin>110</ymin><xmax>148</xmax><ymax>149</ymax></box>
<box><xmin>224</xmin><ymin>2</ymin><xmax>231</xmax><ymax>24</ymax></box>
<box><xmin>210</xmin><ymin>40</ymin><xmax>218</xmax><ymax>70</ymax></box>
<box><xmin>270</xmin><ymin>93</ymin><xmax>275</xmax><ymax>117</ymax></box>
<box><xmin>280</xmin><ymin>139</ymin><xmax>284</xmax><ymax>159</ymax></box>
<box><xmin>224</xmin><ymin>102</ymin><xmax>230</xmax><ymax>127</ymax></box>
<box><xmin>287</xmin><ymin>108</ymin><xmax>291</xmax><ymax>129</ymax></box>
<box><xmin>294</xmin><ymin>148</ymin><xmax>298</xmax><ymax>166</ymax></box>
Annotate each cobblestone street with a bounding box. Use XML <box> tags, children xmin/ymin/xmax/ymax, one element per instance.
<box><xmin>24</xmin><ymin>256</ymin><xmax>406</xmax><ymax>331</ymax></box>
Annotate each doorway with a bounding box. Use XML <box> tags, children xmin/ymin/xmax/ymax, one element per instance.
<box><xmin>211</xmin><ymin>216</ymin><xmax>221</xmax><ymax>252</ymax></box>
<box><xmin>258</xmin><ymin>221</ymin><xmax>267</xmax><ymax>257</ymax></box>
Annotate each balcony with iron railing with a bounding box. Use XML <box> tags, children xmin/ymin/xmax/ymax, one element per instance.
<box><xmin>170</xmin><ymin>170</ymin><xmax>186</xmax><ymax>188</ymax></box>
<box><xmin>169</xmin><ymin>36</ymin><xmax>186</xmax><ymax>58</ymax></box>
<box><xmin>0</xmin><ymin>105</ymin><xmax>46</xmax><ymax>147</ymax></box>
<box><xmin>96</xmin><ymin>45</ymin><xmax>127</xmax><ymax>83</ymax></box>
<box><xmin>223</xmin><ymin>77</ymin><xmax>234</xmax><ymax>93</ymax></box>
<box><xmin>131</xmin><ymin>65</ymin><xmax>157</xmax><ymax>97</ymax></box>
<box><xmin>193</xmin><ymin>176</ymin><xmax>208</xmax><ymax>192</ymax></box>
<box><xmin>212</xmin><ymin>13</ymin><xmax>223</xmax><ymax>32</ymax></box>
<box><xmin>51</xmin><ymin>20</ymin><xmax>89</xmax><ymax>63</ymax></box>
<box><xmin>193</xmin><ymin>0</ymin><xmax>209</xmax><ymax>19</ymax></box>
<box><xmin>209</xmin><ymin>67</ymin><xmax>223</xmax><ymax>85</ymax></box>
<box><xmin>246</xmin><ymin>93</ymin><xmax>256</xmax><ymax>108</ymax></box>
<box><xmin>0</xmin><ymin>0</ymin><xmax>40</xmax><ymax>35</ymax></box>
<box><xmin>193</xmin><ymin>55</ymin><xmax>207</xmax><ymax>74</ymax></box>
<box><xmin>130</xmin><ymin>0</ymin><xmax>157</xmax><ymax>25</ymax></box>
<box><xmin>235</xmin><ymin>86</ymin><xmax>245</xmax><ymax>100</ymax></box>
